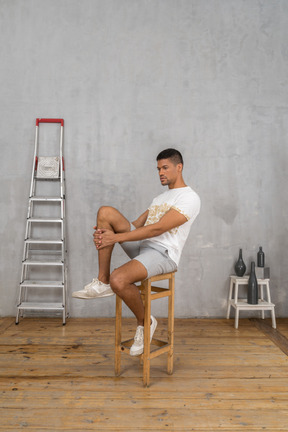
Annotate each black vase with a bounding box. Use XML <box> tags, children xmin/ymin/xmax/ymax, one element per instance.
<box><xmin>257</xmin><ymin>246</ymin><xmax>265</xmax><ymax>267</ymax></box>
<box><xmin>234</xmin><ymin>249</ymin><xmax>246</xmax><ymax>277</ymax></box>
<box><xmin>247</xmin><ymin>262</ymin><xmax>258</xmax><ymax>304</ymax></box>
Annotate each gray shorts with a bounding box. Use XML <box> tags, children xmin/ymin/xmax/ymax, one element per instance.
<box><xmin>120</xmin><ymin>224</ymin><xmax>177</xmax><ymax>279</ymax></box>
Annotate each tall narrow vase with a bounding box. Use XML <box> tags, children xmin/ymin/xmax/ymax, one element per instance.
<box><xmin>247</xmin><ymin>262</ymin><xmax>258</xmax><ymax>304</ymax></box>
<box><xmin>234</xmin><ymin>249</ymin><xmax>246</xmax><ymax>277</ymax></box>
<box><xmin>257</xmin><ymin>246</ymin><xmax>265</xmax><ymax>267</ymax></box>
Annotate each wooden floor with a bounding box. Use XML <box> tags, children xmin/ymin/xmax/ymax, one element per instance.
<box><xmin>1</xmin><ymin>316</ymin><xmax>288</xmax><ymax>431</ymax></box>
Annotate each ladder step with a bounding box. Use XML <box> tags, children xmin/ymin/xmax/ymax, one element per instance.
<box><xmin>25</xmin><ymin>239</ymin><xmax>63</xmax><ymax>244</ymax></box>
<box><xmin>17</xmin><ymin>302</ymin><xmax>64</xmax><ymax>311</ymax></box>
<box><xmin>27</xmin><ymin>217</ymin><xmax>63</xmax><ymax>223</ymax></box>
<box><xmin>29</xmin><ymin>196</ymin><xmax>63</xmax><ymax>202</ymax></box>
<box><xmin>34</xmin><ymin>176</ymin><xmax>61</xmax><ymax>181</ymax></box>
<box><xmin>23</xmin><ymin>259</ymin><xmax>64</xmax><ymax>266</ymax></box>
<box><xmin>20</xmin><ymin>280</ymin><xmax>64</xmax><ymax>288</ymax></box>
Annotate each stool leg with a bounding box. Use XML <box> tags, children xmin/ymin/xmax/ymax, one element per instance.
<box><xmin>226</xmin><ymin>278</ymin><xmax>234</xmax><ymax>319</ymax></box>
<box><xmin>259</xmin><ymin>284</ymin><xmax>265</xmax><ymax>319</ymax></box>
<box><xmin>235</xmin><ymin>308</ymin><xmax>239</xmax><ymax>329</ymax></box>
<box><xmin>234</xmin><ymin>281</ymin><xmax>239</xmax><ymax>305</ymax></box>
<box><xmin>115</xmin><ymin>295</ymin><xmax>122</xmax><ymax>376</ymax></box>
<box><xmin>266</xmin><ymin>281</ymin><xmax>276</xmax><ymax>329</ymax></box>
<box><xmin>266</xmin><ymin>281</ymin><xmax>272</xmax><ymax>303</ymax></box>
<box><xmin>143</xmin><ymin>279</ymin><xmax>151</xmax><ymax>387</ymax></box>
<box><xmin>167</xmin><ymin>273</ymin><xmax>175</xmax><ymax>375</ymax></box>
<box><xmin>271</xmin><ymin>308</ymin><xmax>276</xmax><ymax>329</ymax></box>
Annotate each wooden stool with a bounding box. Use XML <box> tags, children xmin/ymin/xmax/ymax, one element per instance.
<box><xmin>115</xmin><ymin>271</ymin><xmax>175</xmax><ymax>387</ymax></box>
<box><xmin>226</xmin><ymin>275</ymin><xmax>276</xmax><ymax>329</ymax></box>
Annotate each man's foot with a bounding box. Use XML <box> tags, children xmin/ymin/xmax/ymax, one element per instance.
<box><xmin>72</xmin><ymin>278</ymin><xmax>114</xmax><ymax>299</ymax></box>
<box><xmin>130</xmin><ymin>315</ymin><xmax>157</xmax><ymax>356</ymax></box>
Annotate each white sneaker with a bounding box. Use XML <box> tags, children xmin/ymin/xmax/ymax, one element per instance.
<box><xmin>130</xmin><ymin>315</ymin><xmax>157</xmax><ymax>356</ymax></box>
<box><xmin>72</xmin><ymin>278</ymin><xmax>114</xmax><ymax>299</ymax></box>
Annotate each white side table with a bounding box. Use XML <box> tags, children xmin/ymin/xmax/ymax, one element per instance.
<box><xmin>226</xmin><ymin>275</ymin><xmax>276</xmax><ymax>329</ymax></box>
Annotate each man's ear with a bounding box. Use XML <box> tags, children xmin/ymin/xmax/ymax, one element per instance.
<box><xmin>177</xmin><ymin>163</ymin><xmax>183</xmax><ymax>173</ymax></box>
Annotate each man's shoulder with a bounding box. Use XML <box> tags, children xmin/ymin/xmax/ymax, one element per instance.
<box><xmin>172</xmin><ymin>186</ymin><xmax>201</xmax><ymax>213</ymax></box>
<box><xmin>172</xmin><ymin>187</ymin><xmax>201</xmax><ymax>220</ymax></box>
<box><xmin>183</xmin><ymin>186</ymin><xmax>200</xmax><ymax>199</ymax></box>
<box><xmin>171</xmin><ymin>186</ymin><xmax>199</xmax><ymax>199</ymax></box>
<box><xmin>152</xmin><ymin>186</ymin><xmax>199</xmax><ymax>200</ymax></box>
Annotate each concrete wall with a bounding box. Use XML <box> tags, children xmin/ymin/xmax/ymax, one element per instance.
<box><xmin>1</xmin><ymin>0</ymin><xmax>287</xmax><ymax>318</ymax></box>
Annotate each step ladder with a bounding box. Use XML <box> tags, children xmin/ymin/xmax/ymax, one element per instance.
<box><xmin>16</xmin><ymin>118</ymin><xmax>68</xmax><ymax>325</ymax></box>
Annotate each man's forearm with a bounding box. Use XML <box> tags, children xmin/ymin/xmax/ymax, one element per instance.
<box><xmin>132</xmin><ymin>210</ymin><xmax>149</xmax><ymax>229</ymax></box>
<box><xmin>117</xmin><ymin>208</ymin><xmax>188</xmax><ymax>244</ymax></box>
<box><xmin>116</xmin><ymin>223</ymin><xmax>163</xmax><ymax>243</ymax></box>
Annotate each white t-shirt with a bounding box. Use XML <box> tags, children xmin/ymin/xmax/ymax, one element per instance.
<box><xmin>143</xmin><ymin>186</ymin><xmax>201</xmax><ymax>265</ymax></box>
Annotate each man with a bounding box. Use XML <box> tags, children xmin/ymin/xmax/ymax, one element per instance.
<box><xmin>72</xmin><ymin>148</ymin><xmax>200</xmax><ymax>356</ymax></box>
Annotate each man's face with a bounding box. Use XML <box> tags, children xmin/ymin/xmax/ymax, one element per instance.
<box><xmin>157</xmin><ymin>158</ymin><xmax>181</xmax><ymax>187</ymax></box>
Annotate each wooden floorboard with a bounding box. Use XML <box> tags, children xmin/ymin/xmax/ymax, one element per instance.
<box><xmin>0</xmin><ymin>317</ymin><xmax>288</xmax><ymax>431</ymax></box>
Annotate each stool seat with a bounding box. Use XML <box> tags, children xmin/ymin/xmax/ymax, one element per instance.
<box><xmin>226</xmin><ymin>275</ymin><xmax>276</xmax><ymax>329</ymax></box>
<box><xmin>115</xmin><ymin>271</ymin><xmax>175</xmax><ymax>387</ymax></box>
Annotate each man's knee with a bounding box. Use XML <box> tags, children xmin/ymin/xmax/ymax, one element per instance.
<box><xmin>97</xmin><ymin>206</ymin><xmax>120</xmax><ymax>228</ymax></box>
<box><xmin>97</xmin><ymin>206</ymin><xmax>130</xmax><ymax>233</ymax></box>
<box><xmin>97</xmin><ymin>206</ymin><xmax>114</xmax><ymax>220</ymax></box>
<box><xmin>109</xmin><ymin>270</ymin><xmax>126</xmax><ymax>295</ymax></box>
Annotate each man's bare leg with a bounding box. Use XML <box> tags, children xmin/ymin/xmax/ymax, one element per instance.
<box><xmin>95</xmin><ymin>207</ymin><xmax>149</xmax><ymax>325</ymax></box>
<box><xmin>111</xmin><ymin>259</ymin><xmax>157</xmax><ymax>357</ymax></box>
<box><xmin>110</xmin><ymin>259</ymin><xmax>147</xmax><ymax>326</ymax></box>
<box><xmin>95</xmin><ymin>206</ymin><xmax>131</xmax><ymax>284</ymax></box>
<box><xmin>82</xmin><ymin>206</ymin><xmax>147</xmax><ymax>326</ymax></box>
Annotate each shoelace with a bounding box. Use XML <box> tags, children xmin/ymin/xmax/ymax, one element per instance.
<box><xmin>134</xmin><ymin>326</ymin><xmax>144</xmax><ymax>343</ymax></box>
<box><xmin>84</xmin><ymin>278</ymin><xmax>98</xmax><ymax>291</ymax></box>
<box><xmin>92</xmin><ymin>278</ymin><xmax>107</xmax><ymax>287</ymax></box>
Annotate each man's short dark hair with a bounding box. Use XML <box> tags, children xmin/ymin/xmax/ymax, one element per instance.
<box><xmin>156</xmin><ymin>148</ymin><xmax>184</xmax><ymax>166</ymax></box>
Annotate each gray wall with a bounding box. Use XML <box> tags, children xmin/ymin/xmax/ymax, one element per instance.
<box><xmin>1</xmin><ymin>0</ymin><xmax>287</xmax><ymax>318</ymax></box>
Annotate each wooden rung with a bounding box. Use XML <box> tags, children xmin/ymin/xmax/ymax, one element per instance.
<box><xmin>140</xmin><ymin>291</ymin><xmax>171</xmax><ymax>301</ymax></box>
<box><xmin>149</xmin><ymin>344</ymin><xmax>171</xmax><ymax>359</ymax></box>
<box><xmin>120</xmin><ymin>337</ymin><xmax>168</xmax><ymax>350</ymax></box>
<box><xmin>151</xmin><ymin>291</ymin><xmax>172</xmax><ymax>300</ymax></box>
<box><xmin>120</xmin><ymin>346</ymin><xmax>131</xmax><ymax>354</ymax></box>
<box><xmin>140</xmin><ymin>285</ymin><xmax>170</xmax><ymax>293</ymax></box>
<box><xmin>151</xmin><ymin>287</ymin><xmax>171</xmax><ymax>294</ymax></box>
<box><xmin>151</xmin><ymin>338</ymin><xmax>168</xmax><ymax>347</ymax></box>
<box><xmin>120</xmin><ymin>338</ymin><xmax>134</xmax><ymax>348</ymax></box>
<box><xmin>119</xmin><ymin>337</ymin><xmax>168</xmax><ymax>354</ymax></box>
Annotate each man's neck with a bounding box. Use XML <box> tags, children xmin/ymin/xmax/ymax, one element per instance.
<box><xmin>168</xmin><ymin>179</ymin><xmax>187</xmax><ymax>189</ymax></box>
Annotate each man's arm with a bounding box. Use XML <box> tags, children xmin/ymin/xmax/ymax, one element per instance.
<box><xmin>95</xmin><ymin>209</ymin><xmax>187</xmax><ymax>250</ymax></box>
<box><xmin>132</xmin><ymin>210</ymin><xmax>149</xmax><ymax>229</ymax></box>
